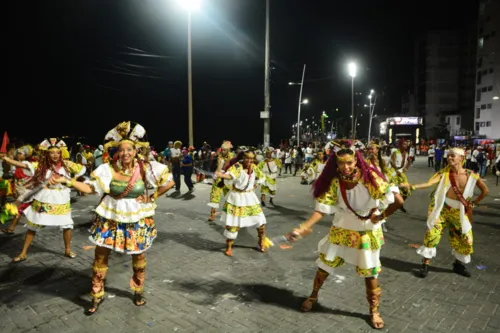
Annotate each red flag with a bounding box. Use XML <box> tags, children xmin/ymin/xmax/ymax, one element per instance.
<box><xmin>0</xmin><ymin>131</ymin><xmax>9</xmax><ymax>153</ymax></box>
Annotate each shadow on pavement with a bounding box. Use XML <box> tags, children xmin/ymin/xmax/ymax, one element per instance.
<box><xmin>155</xmin><ymin>231</ymin><xmax>224</xmax><ymax>252</ymax></box>
<box><xmin>381</xmin><ymin>256</ymin><xmax>452</xmax><ymax>275</ymax></box>
<box><xmin>473</xmin><ymin>221</ymin><xmax>500</xmax><ymax>230</ymax></box>
<box><xmin>175</xmin><ymin>280</ymin><xmax>369</xmax><ymax>322</ymax></box>
<box><xmin>264</xmin><ymin>205</ymin><xmax>310</xmax><ymax>217</ymax></box>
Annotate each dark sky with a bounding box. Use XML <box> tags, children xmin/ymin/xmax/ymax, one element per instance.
<box><xmin>5</xmin><ymin>0</ymin><xmax>477</xmax><ymax>149</ymax></box>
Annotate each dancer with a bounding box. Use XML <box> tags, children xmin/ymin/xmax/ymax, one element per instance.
<box><xmin>1</xmin><ymin>145</ymin><xmax>34</xmax><ymax>234</ymax></box>
<box><xmin>215</xmin><ymin>148</ymin><xmax>267</xmax><ymax>257</ymax></box>
<box><xmin>0</xmin><ymin>139</ymin><xmax>86</xmax><ymax>262</ymax></box>
<box><xmin>390</xmin><ymin>139</ymin><xmax>412</xmax><ymax>212</ymax></box>
<box><xmin>258</xmin><ymin>147</ymin><xmax>281</xmax><ymax>206</ymax></box>
<box><xmin>402</xmin><ymin>148</ymin><xmax>488</xmax><ymax>278</ymax></box>
<box><xmin>300</xmin><ymin>150</ymin><xmax>327</xmax><ymax>185</ymax></box>
<box><xmin>171</xmin><ymin>141</ymin><xmax>182</xmax><ymax>191</ymax></box>
<box><xmin>50</xmin><ymin>121</ymin><xmax>174</xmax><ymax>314</ymax></box>
<box><xmin>367</xmin><ymin>140</ymin><xmax>397</xmax><ymax>232</ymax></box>
<box><xmin>207</xmin><ymin>141</ymin><xmax>234</xmax><ymax>221</ymax></box>
<box><xmin>286</xmin><ymin>139</ymin><xmax>403</xmax><ymax>329</ymax></box>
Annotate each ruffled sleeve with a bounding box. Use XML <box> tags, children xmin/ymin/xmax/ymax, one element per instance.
<box><xmin>253</xmin><ymin>164</ymin><xmax>266</xmax><ymax>185</ymax></box>
<box><xmin>21</xmin><ymin>161</ymin><xmax>36</xmax><ymax>177</ymax></box>
<box><xmin>63</xmin><ymin>160</ymin><xmax>87</xmax><ymax>178</ymax></box>
<box><xmin>146</xmin><ymin>161</ymin><xmax>173</xmax><ymax>188</ymax></box>
<box><xmin>87</xmin><ymin>163</ymin><xmax>113</xmax><ymax>196</ymax></box>
<box><xmin>227</xmin><ymin>164</ymin><xmax>241</xmax><ymax>180</ymax></box>
<box><xmin>315</xmin><ymin>178</ymin><xmax>339</xmax><ymax>214</ymax></box>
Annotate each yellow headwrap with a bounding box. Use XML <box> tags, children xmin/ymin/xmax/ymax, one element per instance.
<box><xmin>103</xmin><ymin>121</ymin><xmax>150</xmax><ymax>151</ymax></box>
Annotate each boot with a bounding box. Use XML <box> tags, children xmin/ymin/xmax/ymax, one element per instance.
<box><xmin>225</xmin><ymin>239</ymin><xmax>234</xmax><ymax>257</ymax></box>
<box><xmin>301</xmin><ymin>268</ymin><xmax>329</xmax><ymax>312</ymax></box>
<box><xmin>367</xmin><ymin>287</ymin><xmax>384</xmax><ymax>329</ymax></box>
<box><xmin>208</xmin><ymin>208</ymin><xmax>216</xmax><ymax>222</ymax></box>
<box><xmin>257</xmin><ymin>225</ymin><xmax>267</xmax><ymax>253</ymax></box>
<box><xmin>261</xmin><ymin>195</ymin><xmax>266</xmax><ymax>207</ymax></box>
<box><xmin>419</xmin><ymin>260</ymin><xmax>430</xmax><ymax>278</ymax></box>
<box><xmin>453</xmin><ymin>260</ymin><xmax>471</xmax><ymax>278</ymax></box>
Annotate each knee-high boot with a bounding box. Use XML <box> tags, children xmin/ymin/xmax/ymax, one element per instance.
<box><xmin>256</xmin><ymin>225</ymin><xmax>266</xmax><ymax>252</ymax></box>
<box><xmin>301</xmin><ymin>268</ymin><xmax>329</xmax><ymax>312</ymax></box>
<box><xmin>366</xmin><ymin>284</ymin><xmax>384</xmax><ymax>329</ymax></box>
<box><xmin>90</xmin><ymin>265</ymin><xmax>108</xmax><ymax>299</ymax></box>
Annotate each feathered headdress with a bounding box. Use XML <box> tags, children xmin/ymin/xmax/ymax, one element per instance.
<box><xmin>325</xmin><ymin>139</ymin><xmax>365</xmax><ymax>155</ymax></box>
<box><xmin>103</xmin><ymin>121</ymin><xmax>149</xmax><ymax>151</ymax></box>
<box><xmin>174</xmin><ymin>141</ymin><xmax>182</xmax><ymax>149</ymax></box>
<box><xmin>39</xmin><ymin>138</ymin><xmax>67</xmax><ymax>151</ymax></box>
<box><xmin>264</xmin><ymin>146</ymin><xmax>275</xmax><ymax>153</ymax></box>
<box><xmin>16</xmin><ymin>144</ymin><xmax>33</xmax><ymax>157</ymax></box>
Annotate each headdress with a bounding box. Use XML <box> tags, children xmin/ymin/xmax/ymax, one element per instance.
<box><xmin>264</xmin><ymin>146</ymin><xmax>275</xmax><ymax>153</ymax></box>
<box><xmin>368</xmin><ymin>140</ymin><xmax>381</xmax><ymax>148</ymax></box>
<box><xmin>103</xmin><ymin>121</ymin><xmax>149</xmax><ymax>151</ymax></box>
<box><xmin>16</xmin><ymin>145</ymin><xmax>33</xmax><ymax>156</ymax></box>
<box><xmin>174</xmin><ymin>141</ymin><xmax>182</xmax><ymax>149</ymax></box>
<box><xmin>39</xmin><ymin>138</ymin><xmax>67</xmax><ymax>151</ymax></box>
<box><xmin>449</xmin><ymin>148</ymin><xmax>465</xmax><ymax>156</ymax></box>
<box><xmin>221</xmin><ymin>141</ymin><xmax>233</xmax><ymax>150</ymax></box>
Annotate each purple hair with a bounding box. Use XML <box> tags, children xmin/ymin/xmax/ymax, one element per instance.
<box><xmin>312</xmin><ymin>148</ymin><xmax>381</xmax><ymax>199</ymax></box>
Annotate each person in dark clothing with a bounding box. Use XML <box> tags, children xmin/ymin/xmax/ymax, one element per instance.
<box><xmin>171</xmin><ymin>141</ymin><xmax>182</xmax><ymax>191</ymax></box>
<box><xmin>180</xmin><ymin>149</ymin><xmax>194</xmax><ymax>191</ymax></box>
<box><xmin>434</xmin><ymin>147</ymin><xmax>442</xmax><ymax>172</ymax></box>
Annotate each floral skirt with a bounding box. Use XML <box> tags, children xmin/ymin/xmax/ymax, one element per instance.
<box><xmin>89</xmin><ymin>215</ymin><xmax>157</xmax><ymax>254</ymax></box>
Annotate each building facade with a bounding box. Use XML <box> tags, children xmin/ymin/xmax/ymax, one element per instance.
<box><xmin>474</xmin><ymin>0</ymin><xmax>500</xmax><ymax>139</ymax></box>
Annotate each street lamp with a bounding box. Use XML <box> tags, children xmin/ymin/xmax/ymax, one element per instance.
<box><xmin>367</xmin><ymin>90</ymin><xmax>377</xmax><ymax>142</ymax></box>
<box><xmin>348</xmin><ymin>62</ymin><xmax>357</xmax><ymax>138</ymax></box>
<box><xmin>289</xmin><ymin>64</ymin><xmax>307</xmax><ymax>146</ymax></box>
<box><xmin>178</xmin><ymin>0</ymin><xmax>201</xmax><ymax>146</ymax></box>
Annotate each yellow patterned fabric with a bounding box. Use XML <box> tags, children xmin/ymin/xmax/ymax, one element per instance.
<box><xmin>63</xmin><ymin>160</ymin><xmax>85</xmax><ymax>176</ymax></box>
<box><xmin>260</xmin><ymin>183</ymin><xmax>276</xmax><ymax>196</ymax></box>
<box><xmin>0</xmin><ymin>178</ymin><xmax>13</xmax><ymax>197</ymax></box>
<box><xmin>316</xmin><ymin>178</ymin><xmax>339</xmax><ymax>207</ymax></box>
<box><xmin>393</xmin><ymin>171</ymin><xmax>411</xmax><ymax>197</ymax></box>
<box><xmin>223</xmin><ymin>202</ymin><xmax>263</xmax><ymax>217</ymax></box>
<box><xmin>423</xmin><ymin>203</ymin><xmax>473</xmax><ymax>256</ymax></box>
<box><xmin>327</xmin><ymin>226</ymin><xmax>384</xmax><ymax>250</ymax></box>
<box><xmin>154</xmin><ymin>164</ymin><xmax>172</xmax><ymax>187</ymax></box>
<box><xmin>318</xmin><ymin>254</ymin><xmax>382</xmax><ymax>277</ymax></box>
<box><xmin>253</xmin><ymin>164</ymin><xmax>265</xmax><ymax>182</ymax></box>
<box><xmin>364</xmin><ymin>171</ymin><xmax>391</xmax><ymax>200</ymax></box>
<box><xmin>31</xmin><ymin>200</ymin><xmax>71</xmax><ymax>215</ymax></box>
<box><xmin>209</xmin><ymin>181</ymin><xmax>230</xmax><ymax>204</ymax></box>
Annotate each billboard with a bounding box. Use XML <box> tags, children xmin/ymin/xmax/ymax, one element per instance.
<box><xmin>386</xmin><ymin>117</ymin><xmax>423</xmax><ymax>126</ymax></box>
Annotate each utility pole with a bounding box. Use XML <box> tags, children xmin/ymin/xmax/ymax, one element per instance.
<box><xmin>261</xmin><ymin>0</ymin><xmax>271</xmax><ymax>147</ymax></box>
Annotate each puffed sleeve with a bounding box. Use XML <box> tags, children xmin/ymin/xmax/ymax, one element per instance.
<box><xmin>87</xmin><ymin>163</ymin><xmax>113</xmax><ymax>196</ymax></box>
<box><xmin>365</xmin><ymin>171</ymin><xmax>395</xmax><ymax>207</ymax></box>
<box><xmin>275</xmin><ymin>158</ymin><xmax>283</xmax><ymax>169</ymax></box>
<box><xmin>21</xmin><ymin>161</ymin><xmax>37</xmax><ymax>177</ymax></box>
<box><xmin>226</xmin><ymin>164</ymin><xmax>241</xmax><ymax>180</ymax></box>
<box><xmin>147</xmin><ymin>161</ymin><xmax>173</xmax><ymax>188</ymax></box>
<box><xmin>254</xmin><ymin>164</ymin><xmax>266</xmax><ymax>185</ymax></box>
<box><xmin>63</xmin><ymin>160</ymin><xmax>87</xmax><ymax>178</ymax></box>
<box><xmin>315</xmin><ymin>178</ymin><xmax>339</xmax><ymax>214</ymax></box>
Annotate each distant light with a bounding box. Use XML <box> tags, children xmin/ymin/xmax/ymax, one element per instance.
<box><xmin>493</xmin><ymin>96</ymin><xmax>499</xmax><ymax>100</ymax></box>
<box><xmin>288</xmin><ymin>82</ymin><xmax>294</xmax><ymax>85</ymax></box>
<box><xmin>370</xmin><ymin>89</ymin><xmax>374</xmax><ymax>94</ymax></box>
<box><xmin>348</xmin><ymin>62</ymin><xmax>357</xmax><ymax>78</ymax></box>
<box><xmin>177</xmin><ymin>0</ymin><xmax>201</xmax><ymax>11</ymax></box>
<box><xmin>302</xmin><ymin>99</ymin><xmax>309</xmax><ymax>104</ymax></box>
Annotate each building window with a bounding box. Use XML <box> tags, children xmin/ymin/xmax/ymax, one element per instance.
<box><xmin>488</xmin><ymin>86</ymin><xmax>493</xmax><ymax>91</ymax></box>
<box><xmin>477</xmin><ymin>89</ymin><xmax>481</xmax><ymax>101</ymax></box>
<box><xmin>482</xmin><ymin>69</ymin><xmax>487</xmax><ymax>75</ymax></box>
<box><xmin>486</xmin><ymin>121</ymin><xmax>491</xmax><ymax>127</ymax></box>
<box><xmin>481</xmin><ymin>104</ymin><xmax>486</xmax><ymax>109</ymax></box>
<box><xmin>477</xmin><ymin>72</ymin><xmax>482</xmax><ymax>85</ymax></box>
<box><xmin>481</xmin><ymin>122</ymin><xmax>485</xmax><ymax>127</ymax></box>
<box><xmin>487</xmin><ymin>103</ymin><xmax>492</xmax><ymax>109</ymax></box>
<box><xmin>476</xmin><ymin>122</ymin><xmax>480</xmax><ymax>131</ymax></box>
<box><xmin>489</xmin><ymin>68</ymin><xmax>494</xmax><ymax>73</ymax></box>
<box><xmin>477</xmin><ymin>57</ymin><xmax>483</xmax><ymax>68</ymax></box>
<box><xmin>476</xmin><ymin>108</ymin><xmax>481</xmax><ymax>119</ymax></box>
<box><xmin>446</xmin><ymin>117</ymin><xmax>450</xmax><ymax>124</ymax></box>
<box><xmin>456</xmin><ymin>117</ymin><xmax>460</xmax><ymax>125</ymax></box>
<box><xmin>478</xmin><ymin>37</ymin><xmax>484</xmax><ymax>48</ymax></box>
<box><xmin>482</xmin><ymin>87</ymin><xmax>487</xmax><ymax>92</ymax></box>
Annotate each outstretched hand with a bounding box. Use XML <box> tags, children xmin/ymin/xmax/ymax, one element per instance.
<box><xmin>48</xmin><ymin>175</ymin><xmax>67</xmax><ymax>186</ymax></box>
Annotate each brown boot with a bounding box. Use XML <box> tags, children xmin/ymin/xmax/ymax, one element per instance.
<box><xmin>225</xmin><ymin>239</ymin><xmax>234</xmax><ymax>256</ymax></box>
<box><xmin>208</xmin><ymin>208</ymin><xmax>216</xmax><ymax>221</ymax></box>
<box><xmin>301</xmin><ymin>268</ymin><xmax>329</xmax><ymax>312</ymax></box>
<box><xmin>367</xmin><ymin>287</ymin><xmax>384</xmax><ymax>329</ymax></box>
<box><xmin>256</xmin><ymin>225</ymin><xmax>267</xmax><ymax>253</ymax></box>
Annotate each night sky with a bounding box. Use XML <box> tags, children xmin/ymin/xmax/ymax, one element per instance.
<box><xmin>5</xmin><ymin>0</ymin><xmax>477</xmax><ymax>149</ymax></box>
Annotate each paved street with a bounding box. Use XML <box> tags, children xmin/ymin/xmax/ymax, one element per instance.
<box><xmin>1</xmin><ymin>157</ymin><xmax>499</xmax><ymax>333</ymax></box>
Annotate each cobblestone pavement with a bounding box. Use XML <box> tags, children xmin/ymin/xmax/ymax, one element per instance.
<box><xmin>1</xmin><ymin>157</ymin><xmax>499</xmax><ymax>333</ymax></box>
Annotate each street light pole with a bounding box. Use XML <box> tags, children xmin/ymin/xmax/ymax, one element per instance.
<box><xmin>348</xmin><ymin>62</ymin><xmax>357</xmax><ymax>139</ymax></box>
<box><xmin>187</xmin><ymin>11</ymin><xmax>194</xmax><ymax>147</ymax></box>
<box><xmin>367</xmin><ymin>93</ymin><xmax>377</xmax><ymax>142</ymax></box>
<box><xmin>262</xmin><ymin>0</ymin><xmax>271</xmax><ymax>147</ymax></box>
<box><xmin>296</xmin><ymin>64</ymin><xmax>306</xmax><ymax>146</ymax></box>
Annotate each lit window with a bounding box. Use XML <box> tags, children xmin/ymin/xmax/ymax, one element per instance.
<box><xmin>478</xmin><ymin>37</ymin><xmax>484</xmax><ymax>48</ymax></box>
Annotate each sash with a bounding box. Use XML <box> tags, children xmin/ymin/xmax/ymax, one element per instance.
<box><xmin>339</xmin><ymin>180</ymin><xmax>376</xmax><ymax>220</ymax></box>
<box><xmin>449</xmin><ymin>171</ymin><xmax>472</xmax><ymax>221</ymax></box>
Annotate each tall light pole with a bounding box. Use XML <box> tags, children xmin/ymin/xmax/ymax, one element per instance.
<box><xmin>348</xmin><ymin>62</ymin><xmax>357</xmax><ymax>138</ymax></box>
<box><xmin>289</xmin><ymin>64</ymin><xmax>306</xmax><ymax>146</ymax></box>
<box><xmin>178</xmin><ymin>0</ymin><xmax>201</xmax><ymax>147</ymax></box>
<box><xmin>367</xmin><ymin>89</ymin><xmax>377</xmax><ymax>141</ymax></box>
<box><xmin>262</xmin><ymin>0</ymin><xmax>271</xmax><ymax>147</ymax></box>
